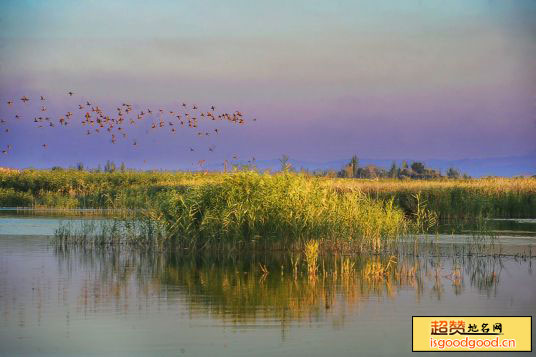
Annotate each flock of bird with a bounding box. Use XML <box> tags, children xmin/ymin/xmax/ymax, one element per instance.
<box><xmin>0</xmin><ymin>92</ymin><xmax>257</xmax><ymax>167</ymax></box>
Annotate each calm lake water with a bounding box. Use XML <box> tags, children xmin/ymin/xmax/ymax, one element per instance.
<box><xmin>1</xmin><ymin>214</ymin><xmax>535</xmax><ymax>356</ymax></box>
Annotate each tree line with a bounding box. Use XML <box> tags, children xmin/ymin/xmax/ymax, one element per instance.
<box><xmin>281</xmin><ymin>155</ymin><xmax>469</xmax><ymax>179</ymax></box>
<box><xmin>339</xmin><ymin>155</ymin><xmax>468</xmax><ymax>179</ymax></box>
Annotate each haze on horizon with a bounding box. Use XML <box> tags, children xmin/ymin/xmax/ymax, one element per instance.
<box><xmin>0</xmin><ymin>0</ymin><xmax>535</xmax><ymax>170</ymax></box>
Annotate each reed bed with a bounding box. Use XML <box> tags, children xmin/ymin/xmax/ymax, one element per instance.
<box><xmin>2</xmin><ymin>169</ymin><xmax>535</xmax><ymax>251</ymax></box>
<box><xmin>328</xmin><ymin>177</ymin><xmax>536</xmax><ymax>220</ymax></box>
<box><xmin>0</xmin><ymin>169</ymin><xmax>222</xmax><ymax>209</ymax></box>
<box><xmin>2</xmin><ymin>170</ymin><xmax>534</xmax><ymax>220</ymax></box>
<box><xmin>152</xmin><ymin>172</ymin><xmax>408</xmax><ymax>250</ymax></box>
<box><xmin>53</xmin><ymin>216</ymin><xmax>167</xmax><ymax>249</ymax></box>
<box><xmin>0</xmin><ymin>170</ymin><xmax>536</xmax><ymax>220</ymax></box>
<box><xmin>50</xmin><ymin>172</ymin><xmax>410</xmax><ymax>251</ymax></box>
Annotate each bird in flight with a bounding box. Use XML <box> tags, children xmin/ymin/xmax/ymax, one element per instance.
<box><xmin>1</xmin><ymin>90</ymin><xmax>255</xmax><ymax>159</ymax></box>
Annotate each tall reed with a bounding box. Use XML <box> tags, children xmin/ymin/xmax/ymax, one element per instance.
<box><xmin>153</xmin><ymin>171</ymin><xmax>408</xmax><ymax>250</ymax></box>
<box><xmin>3</xmin><ymin>169</ymin><xmax>534</xmax><ymax>220</ymax></box>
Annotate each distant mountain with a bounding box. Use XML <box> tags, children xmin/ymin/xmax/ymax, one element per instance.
<box><xmin>206</xmin><ymin>154</ymin><xmax>536</xmax><ymax>177</ymax></box>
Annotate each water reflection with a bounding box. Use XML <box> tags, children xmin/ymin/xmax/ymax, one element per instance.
<box><xmin>1</xmin><ymin>234</ymin><xmax>534</xmax><ymax>356</ymax></box>
<box><xmin>51</xmin><ymin>246</ymin><xmax>521</xmax><ymax>326</ymax></box>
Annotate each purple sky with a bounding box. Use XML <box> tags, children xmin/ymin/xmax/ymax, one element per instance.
<box><xmin>0</xmin><ymin>0</ymin><xmax>535</xmax><ymax>169</ymax></box>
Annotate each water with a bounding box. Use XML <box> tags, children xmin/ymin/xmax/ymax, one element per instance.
<box><xmin>1</xmin><ymin>215</ymin><xmax>535</xmax><ymax>356</ymax></box>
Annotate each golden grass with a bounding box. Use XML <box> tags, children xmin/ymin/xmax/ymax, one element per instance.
<box><xmin>327</xmin><ymin>177</ymin><xmax>536</xmax><ymax>195</ymax></box>
<box><xmin>3</xmin><ymin>170</ymin><xmax>535</xmax><ymax>231</ymax></box>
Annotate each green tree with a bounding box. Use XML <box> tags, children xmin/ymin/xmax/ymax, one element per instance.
<box><xmin>411</xmin><ymin>162</ymin><xmax>425</xmax><ymax>175</ymax></box>
<box><xmin>349</xmin><ymin>155</ymin><xmax>359</xmax><ymax>178</ymax></box>
<box><xmin>447</xmin><ymin>167</ymin><xmax>461</xmax><ymax>179</ymax></box>
<box><xmin>388</xmin><ymin>161</ymin><xmax>398</xmax><ymax>178</ymax></box>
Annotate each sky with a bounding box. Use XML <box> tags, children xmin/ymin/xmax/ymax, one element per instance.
<box><xmin>0</xmin><ymin>0</ymin><xmax>535</xmax><ymax>170</ymax></box>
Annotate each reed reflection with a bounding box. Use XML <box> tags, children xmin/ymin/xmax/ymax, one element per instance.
<box><xmin>52</xmin><ymin>246</ymin><xmax>517</xmax><ymax>328</ymax></box>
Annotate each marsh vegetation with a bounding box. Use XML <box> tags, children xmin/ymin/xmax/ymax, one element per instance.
<box><xmin>1</xmin><ymin>169</ymin><xmax>535</xmax><ymax>251</ymax></box>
